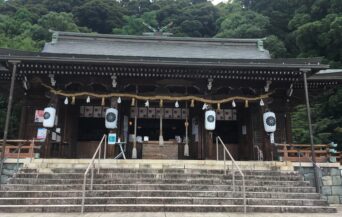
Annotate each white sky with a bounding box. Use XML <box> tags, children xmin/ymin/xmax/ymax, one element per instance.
<box><xmin>211</xmin><ymin>0</ymin><xmax>229</xmax><ymax>5</ymax></box>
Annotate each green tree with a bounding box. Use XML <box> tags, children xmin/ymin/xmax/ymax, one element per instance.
<box><xmin>38</xmin><ymin>12</ymin><xmax>80</xmax><ymax>32</ymax></box>
<box><xmin>216</xmin><ymin>3</ymin><xmax>270</xmax><ymax>38</ymax></box>
<box><xmin>292</xmin><ymin>88</ymin><xmax>342</xmax><ymax>150</ymax></box>
<box><xmin>113</xmin><ymin>11</ymin><xmax>158</xmax><ymax>35</ymax></box>
<box><xmin>73</xmin><ymin>0</ymin><xmax>127</xmax><ymax>33</ymax></box>
<box><xmin>263</xmin><ymin>35</ymin><xmax>287</xmax><ymax>58</ymax></box>
<box><xmin>0</xmin><ymin>95</ymin><xmax>22</xmax><ymax>139</ymax></box>
<box><xmin>155</xmin><ymin>0</ymin><xmax>219</xmax><ymax>37</ymax></box>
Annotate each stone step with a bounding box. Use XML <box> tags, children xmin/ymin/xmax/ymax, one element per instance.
<box><xmin>0</xmin><ymin>190</ymin><xmax>321</xmax><ymax>199</ymax></box>
<box><xmin>7</xmin><ymin>178</ymin><xmax>309</xmax><ymax>188</ymax></box>
<box><xmin>19</xmin><ymin>168</ymin><xmax>300</xmax><ymax>176</ymax></box>
<box><xmin>1</xmin><ymin>179</ymin><xmax>310</xmax><ymax>191</ymax></box>
<box><xmin>14</xmin><ymin>173</ymin><xmax>303</xmax><ymax>181</ymax></box>
<box><xmin>0</xmin><ymin>197</ymin><xmax>328</xmax><ymax>206</ymax></box>
<box><xmin>0</xmin><ymin>204</ymin><xmax>336</xmax><ymax>213</ymax></box>
<box><xmin>10</xmin><ymin>173</ymin><xmax>305</xmax><ymax>182</ymax></box>
<box><xmin>1</xmin><ymin>183</ymin><xmax>315</xmax><ymax>192</ymax></box>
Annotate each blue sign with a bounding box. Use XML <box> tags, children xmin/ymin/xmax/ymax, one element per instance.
<box><xmin>108</xmin><ymin>133</ymin><xmax>117</xmax><ymax>145</ymax></box>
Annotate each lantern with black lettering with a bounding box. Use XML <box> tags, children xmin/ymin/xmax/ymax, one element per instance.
<box><xmin>105</xmin><ymin>108</ymin><xmax>118</xmax><ymax>129</ymax></box>
<box><xmin>205</xmin><ymin>110</ymin><xmax>216</xmax><ymax>131</ymax></box>
<box><xmin>43</xmin><ymin>107</ymin><xmax>56</xmax><ymax>128</ymax></box>
<box><xmin>263</xmin><ymin>111</ymin><xmax>276</xmax><ymax>143</ymax></box>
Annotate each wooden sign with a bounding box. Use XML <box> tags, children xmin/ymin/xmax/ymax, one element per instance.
<box><xmin>130</xmin><ymin>107</ymin><xmax>138</xmax><ymax>117</ymax></box>
<box><xmin>181</xmin><ymin>109</ymin><xmax>189</xmax><ymax>119</ymax></box>
<box><xmin>156</xmin><ymin>108</ymin><xmax>163</xmax><ymax>118</ymax></box>
<box><xmin>173</xmin><ymin>108</ymin><xmax>181</xmax><ymax>119</ymax></box>
<box><xmin>216</xmin><ymin>109</ymin><xmax>224</xmax><ymax>120</ymax></box>
<box><xmin>93</xmin><ymin>106</ymin><xmax>102</xmax><ymax>118</ymax></box>
<box><xmin>101</xmin><ymin>107</ymin><xmax>108</xmax><ymax>118</ymax></box>
<box><xmin>138</xmin><ymin>107</ymin><xmax>148</xmax><ymax>118</ymax></box>
<box><xmin>148</xmin><ymin>108</ymin><xmax>156</xmax><ymax>118</ymax></box>
<box><xmin>84</xmin><ymin>106</ymin><xmax>93</xmax><ymax>117</ymax></box>
<box><xmin>164</xmin><ymin>108</ymin><xmax>172</xmax><ymax>119</ymax></box>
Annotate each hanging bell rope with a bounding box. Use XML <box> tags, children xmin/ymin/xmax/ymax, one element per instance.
<box><xmin>42</xmin><ymin>83</ymin><xmax>274</xmax><ymax>105</ymax></box>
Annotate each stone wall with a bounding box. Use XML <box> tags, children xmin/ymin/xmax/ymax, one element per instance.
<box><xmin>0</xmin><ymin>163</ymin><xmax>22</xmax><ymax>184</ymax></box>
<box><xmin>294</xmin><ymin>163</ymin><xmax>342</xmax><ymax>204</ymax></box>
<box><xmin>0</xmin><ymin>159</ymin><xmax>31</xmax><ymax>184</ymax></box>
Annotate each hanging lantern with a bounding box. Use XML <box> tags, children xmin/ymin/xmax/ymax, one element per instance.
<box><xmin>145</xmin><ymin>100</ymin><xmax>149</xmax><ymax>107</ymax></box>
<box><xmin>64</xmin><ymin>97</ymin><xmax>69</xmax><ymax>105</ymax></box>
<box><xmin>160</xmin><ymin>99</ymin><xmax>163</xmax><ymax>107</ymax></box>
<box><xmin>175</xmin><ymin>101</ymin><xmax>179</xmax><ymax>108</ymax></box>
<box><xmin>260</xmin><ymin>99</ymin><xmax>265</xmax><ymax>106</ymax></box>
<box><xmin>232</xmin><ymin>100</ymin><xmax>236</xmax><ymax>108</ymax></box>
<box><xmin>245</xmin><ymin>100</ymin><xmax>249</xmax><ymax>108</ymax></box>
<box><xmin>131</xmin><ymin>98</ymin><xmax>135</xmax><ymax>106</ymax></box>
<box><xmin>117</xmin><ymin>97</ymin><xmax>122</xmax><ymax>104</ymax></box>
<box><xmin>190</xmin><ymin>99</ymin><xmax>195</xmax><ymax>108</ymax></box>
<box><xmin>86</xmin><ymin>96</ymin><xmax>90</xmax><ymax>103</ymax></box>
<box><xmin>101</xmin><ymin>97</ymin><xmax>105</xmax><ymax>106</ymax></box>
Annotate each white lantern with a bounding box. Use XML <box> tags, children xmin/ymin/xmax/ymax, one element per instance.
<box><xmin>105</xmin><ymin>108</ymin><xmax>118</xmax><ymax>129</ymax></box>
<box><xmin>263</xmin><ymin>111</ymin><xmax>276</xmax><ymax>143</ymax></box>
<box><xmin>43</xmin><ymin>107</ymin><xmax>56</xmax><ymax>128</ymax></box>
<box><xmin>205</xmin><ymin>110</ymin><xmax>216</xmax><ymax>131</ymax></box>
<box><xmin>263</xmin><ymin>111</ymin><xmax>276</xmax><ymax>133</ymax></box>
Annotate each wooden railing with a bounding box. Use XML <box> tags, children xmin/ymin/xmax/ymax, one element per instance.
<box><xmin>337</xmin><ymin>151</ymin><xmax>342</xmax><ymax>164</ymax></box>
<box><xmin>277</xmin><ymin>144</ymin><xmax>339</xmax><ymax>163</ymax></box>
<box><xmin>0</xmin><ymin>139</ymin><xmax>42</xmax><ymax>159</ymax></box>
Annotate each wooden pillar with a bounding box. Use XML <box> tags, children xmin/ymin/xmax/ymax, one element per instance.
<box><xmin>285</xmin><ymin>112</ymin><xmax>292</xmax><ymax>144</ymax></box>
<box><xmin>109</xmin><ymin>97</ymin><xmax>118</xmax><ymax>157</ymax></box>
<box><xmin>0</xmin><ymin>61</ymin><xmax>19</xmax><ymax>184</ymax></box>
<box><xmin>132</xmin><ymin>86</ymin><xmax>138</xmax><ymax>159</ymax></box>
<box><xmin>18</xmin><ymin>96</ymin><xmax>28</xmax><ymax>139</ymax></box>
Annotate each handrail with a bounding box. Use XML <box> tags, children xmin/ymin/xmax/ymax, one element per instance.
<box><xmin>81</xmin><ymin>134</ymin><xmax>107</xmax><ymax>213</ymax></box>
<box><xmin>216</xmin><ymin>136</ymin><xmax>246</xmax><ymax>213</ymax></box>
<box><xmin>295</xmin><ymin>146</ymin><xmax>322</xmax><ymax>193</ymax></box>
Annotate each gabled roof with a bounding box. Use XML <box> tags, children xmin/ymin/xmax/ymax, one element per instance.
<box><xmin>42</xmin><ymin>31</ymin><xmax>271</xmax><ymax>60</ymax></box>
<box><xmin>310</xmin><ymin>69</ymin><xmax>342</xmax><ymax>80</ymax></box>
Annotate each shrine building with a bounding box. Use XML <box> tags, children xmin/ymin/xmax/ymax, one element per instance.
<box><xmin>0</xmin><ymin>31</ymin><xmax>341</xmax><ymax>160</ymax></box>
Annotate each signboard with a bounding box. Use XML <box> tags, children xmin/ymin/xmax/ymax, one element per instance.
<box><xmin>34</xmin><ymin>110</ymin><xmax>44</xmax><ymax>123</ymax></box>
<box><xmin>108</xmin><ymin>133</ymin><xmax>117</xmax><ymax>145</ymax></box>
<box><xmin>36</xmin><ymin>128</ymin><xmax>47</xmax><ymax>140</ymax></box>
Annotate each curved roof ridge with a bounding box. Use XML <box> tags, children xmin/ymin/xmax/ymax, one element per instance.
<box><xmin>49</xmin><ymin>30</ymin><xmax>264</xmax><ymax>44</ymax></box>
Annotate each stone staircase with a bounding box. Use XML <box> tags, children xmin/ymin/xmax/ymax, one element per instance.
<box><xmin>0</xmin><ymin>159</ymin><xmax>337</xmax><ymax>213</ymax></box>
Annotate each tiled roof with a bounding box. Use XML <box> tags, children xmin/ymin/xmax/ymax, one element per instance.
<box><xmin>42</xmin><ymin>31</ymin><xmax>271</xmax><ymax>60</ymax></box>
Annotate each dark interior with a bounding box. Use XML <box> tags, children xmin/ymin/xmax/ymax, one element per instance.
<box><xmin>213</xmin><ymin>121</ymin><xmax>239</xmax><ymax>144</ymax></box>
<box><xmin>130</xmin><ymin>119</ymin><xmax>186</xmax><ymax>141</ymax></box>
<box><xmin>78</xmin><ymin>118</ymin><xmax>106</xmax><ymax>141</ymax></box>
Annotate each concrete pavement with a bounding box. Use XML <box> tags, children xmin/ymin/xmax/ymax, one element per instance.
<box><xmin>1</xmin><ymin>205</ymin><xmax>341</xmax><ymax>217</ymax></box>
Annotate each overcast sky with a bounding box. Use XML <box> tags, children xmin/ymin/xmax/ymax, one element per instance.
<box><xmin>211</xmin><ymin>0</ymin><xmax>229</xmax><ymax>5</ymax></box>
